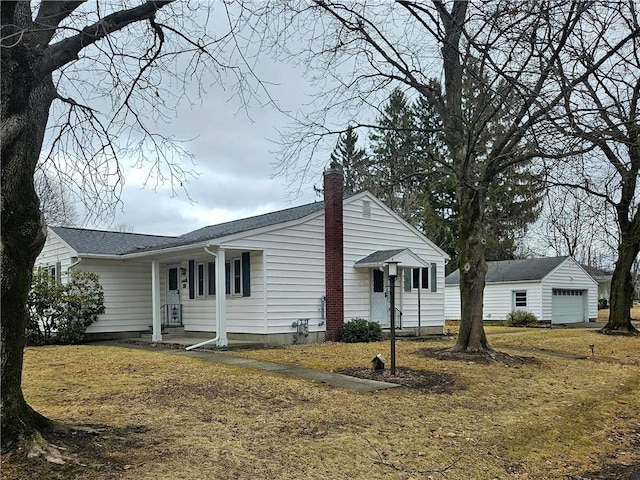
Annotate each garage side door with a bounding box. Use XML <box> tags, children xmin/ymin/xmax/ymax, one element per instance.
<box><xmin>552</xmin><ymin>289</ymin><xmax>586</xmax><ymax>324</ymax></box>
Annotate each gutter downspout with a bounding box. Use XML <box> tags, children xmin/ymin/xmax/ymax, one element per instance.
<box><xmin>69</xmin><ymin>257</ymin><xmax>82</xmax><ymax>270</ymax></box>
<box><xmin>186</xmin><ymin>246</ymin><xmax>227</xmax><ymax>350</ymax></box>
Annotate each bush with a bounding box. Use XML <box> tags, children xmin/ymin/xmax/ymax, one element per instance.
<box><xmin>27</xmin><ymin>269</ymin><xmax>105</xmax><ymax>345</ymax></box>
<box><xmin>598</xmin><ymin>298</ymin><xmax>609</xmax><ymax>310</ymax></box>
<box><xmin>505</xmin><ymin>310</ymin><xmax>538</xmax><ymax>327</ymax></box>
<box><xmin>339</xmin><ymin>318</ymin><xmax>383</xmax><ymax>343</ymax></box>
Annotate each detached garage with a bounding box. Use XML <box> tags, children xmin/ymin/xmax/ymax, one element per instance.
<box><xmin>445</xmin><ymin>256</ymin><xmax>598</xmax><ymax>324</ymax></box>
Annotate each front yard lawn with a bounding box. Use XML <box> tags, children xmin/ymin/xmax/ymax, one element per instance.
<box><xmin>2</xmin><ymin>327</ymin><xmax>638</xmax><ymax>479</ymax></box>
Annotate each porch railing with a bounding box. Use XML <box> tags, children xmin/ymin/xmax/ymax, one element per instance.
<box><xmin>394</xmin><ymin>306</ymin><xmax>403</xmax><ymax>329</ymax></box>
<box><xmin>162</xmin><ymin>304</ymin><xmax>183</xmax><ymax>326</ymax></box>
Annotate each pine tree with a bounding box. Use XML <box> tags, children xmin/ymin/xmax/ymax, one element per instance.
<box><xmin>329</xmin><ymin>126</ymin><xmax>369</xmax><ymax>194</ymax></box>
<box><xmin>368</xmin><ymin>88</ymin><xmax>421</xmax><ymax>223</ymax></box>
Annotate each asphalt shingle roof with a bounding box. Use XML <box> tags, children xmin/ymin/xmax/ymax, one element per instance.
<box><xmin>50</xmin><ymin>201</ymin><xmax>326</xmax><ymax>256</ymax></box>
<box><xmin>51</xmin><ymin>227</ymin><xmax>177</xmax><ymax>255</ymax></box>
<box><xmin>445</xmin><ymin>256</ymin><xmax>570</xmax><ymax>285</ymax></box>
<box><xmin>176</xmin><ymin>202</ymin><xmax>324</xmax><ymax>244</ymax></box>
<box><xmin>355</xmin><ymin>249</ymin><xmax>406</xmax><ymax>265</ymax></box>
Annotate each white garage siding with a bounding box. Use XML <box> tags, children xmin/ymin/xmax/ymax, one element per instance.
<box><xmin>445</xmin><ymin>282</ymin><xmax>543</xmax><ymax>321</ymax></box>
<box><xmin>445</xmin><ymin>258</ymin><xmax>597</xmax><ymax>323</ymax></box>
<box><xmin>541</xmin><ymin>259</ymin><xmax>597</xmax><ymax>322</ymax></box>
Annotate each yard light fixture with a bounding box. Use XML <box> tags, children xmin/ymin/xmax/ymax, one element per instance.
<box><xmin>386</xmin><ymin>261</ymin><xmax>399</xmax><ymax>376</ymax></box>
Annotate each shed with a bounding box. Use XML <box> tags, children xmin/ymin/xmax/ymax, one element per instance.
<box><xmin>444</xmin><ymin>257</ymin><xmax>598</xmax><ymax>324</ymax></box>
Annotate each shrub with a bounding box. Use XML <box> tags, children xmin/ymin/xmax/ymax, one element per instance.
<box><xmin>505</xmin><ymin>310</ymin><xmax>538</xmax><ymax>327</ymax></box>
<box><xmin>598</xmin><ymin>298</ymin><xmax>609</xmax><ymax>310</ymax></box>
<box><xmin>27</xmin><ymin>269</ymin><xmax>105</xmax><ymax>345</ymax></box>
<box><xmin>339</xmin><ymin>318</ymin><xmax>383</xmax><ymax>343</ymax></box>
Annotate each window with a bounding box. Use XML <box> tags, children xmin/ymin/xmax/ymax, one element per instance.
<box><xmin>168</xmin><ymin>268</ymin><xmax>178</xmax><ymax>291</ymax></box>
<box><xmin>411</xmin><ymin>267</ymin><xmax>429</xmax><ymax>290</ymax></box>
<box><xmin>223</xmin><ymin>258</ymin><xmax>245</xmax><ymax>296</ymax></box>
<box><xmin>514</xmin><ymin>291</ymin><xmax>527</xmax><ymax>308</ymax></box>
<box><xmin>373</xmin><ymin>269</ymin><xmax>384</xmax><ymax>292</ymax></box>
<box><xmin>47</xmin><ymin>262</ymin><xmax>62</xmax><ymax>284</ymax></box>
<box><xmin>189</xmin><ymin>252</ymin><xmax>250</xmax><ymax>299</ymax></box>
<box><xmin>362</xmin><ymin>200</ymin><xmax>371</xmax><ymax>218</ymax></box>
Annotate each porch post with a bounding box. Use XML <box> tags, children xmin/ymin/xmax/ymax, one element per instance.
<box><xmin>216</xmin><ymin>248</ymin><xmax>228</xmax><ymax>347</ymax></box>
<box><xmin>151</xmin><ymin>259</ymin><xmax>162</xmax><ymax>342</ymax></box>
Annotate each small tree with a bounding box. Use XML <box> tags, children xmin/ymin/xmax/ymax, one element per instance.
<box><xmin>27</xmin><ymin>270</ymin><xmax>105</xmax><ymax>346</ymax></box>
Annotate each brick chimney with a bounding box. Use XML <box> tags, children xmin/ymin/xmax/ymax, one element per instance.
<box><xmin>324</xmin><ymin>162</ymin><xmax>344</xmax><ymax>341</ymax></box>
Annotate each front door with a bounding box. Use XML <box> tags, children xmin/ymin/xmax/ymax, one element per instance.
<box><xmin>370</xmin><ymin>269</ymin><xmax>388</xmax><ymax>324</ymax></box>
<box><xmin>166</xmin><ymin>265</ymin><xmax>181</xmax><ymax>324</ymax></box>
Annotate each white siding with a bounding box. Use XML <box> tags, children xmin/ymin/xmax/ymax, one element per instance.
<box><xmin>181</xmin><ymin>251</ymin><xmax>266</xmax><ymax>333</ymax></box>
<box><xmin>445</xmin><ymin>258</ymin><xmax>598</xmax><ymax>323</ymax></box>
<box><xmin>541</xmin><ymin>258</ymin><xmax>598</xmax><ymax>322</ymax></box>
<box><xmin>35</xmin><ymin>231</ymin><xmax>75</xmax><ymax>277</ymax></box>
<box><xmin>343</xmin><ymin>196</ymin><xmax>446</xmax><ymax>329</ymax></box>
<box><xmin>445</xmin><ymin>282</ymin><xmax>543</xmax><ymax>321</ymax></box>
<box><xmin>80</xmin><ymin>260</ymin><xmax>154</xmax><ymax>333</ymax></box>
<box><xmin>36</xmin><ymin>230</ymin><xmax>156</xmax><ymax>334</ymax></box>
<box><xmin>225</xmin><ymin>220</ymin><xmax>326</xmax><ymax>334</ymax></box>
<box><xmin>181</xmin><ymin>193</ymin><xmax>447</xmax><ymax>336</ymax></box>
<box><xmin>444</xmin><ymin>286</ymin><xmax>461</xmax><ymax>320</ymax></box>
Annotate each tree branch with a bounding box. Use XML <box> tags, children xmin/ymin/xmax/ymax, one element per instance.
<box><xmin>38</xmin><ymin>0</ymin><xmax>173</xmax><ymax>78</ymax></box>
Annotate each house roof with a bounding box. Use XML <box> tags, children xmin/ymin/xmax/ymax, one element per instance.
<box><xmin>176</xmin><ymin>202</ymin><xmax>324</xmax><ymax>245</ymax></box>
<box><xmin>51</xmin><ymin>227</ymin><xmax>177</xmax><ymax>255</ymax></box>
<box><xmin>445</xmin><ymin>256</ymin><xmax>570</xmax><ymax>285</ymax></box>
<box><xmin>50</xmin><ymin>201</ymin><xmax>326</xmax><ymax>256</ymax></box>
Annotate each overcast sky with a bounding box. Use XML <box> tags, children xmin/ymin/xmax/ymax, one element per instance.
<box><xmin>46</xmin><ymin>3</ymin><xmax>349</xmax><ymax>237</ymax></box>
<box><xmin>104</xmin><ymin>57</ymin><xmax>328</xmax><ymax>236</ymax></box>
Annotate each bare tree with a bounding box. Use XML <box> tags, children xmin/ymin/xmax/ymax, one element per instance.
<box><xmin>244</xmin><ymin>1</ymin><xmax>634</xmax><ymax>354</ymax></box>
<box><xmin>547</xmin><ymin>2</ymin><xmax>640</xmax><ymax>334</ymax></box>
<box><xmin>533</xmin><ymin>186</ymin><xmax>616</xmax><ymax>269</ymax></box>
<box><xmin>34</xmin><ymin>170</ymin><xmax>79</xmax><ymax>227</ymax></box>
<box><xmin>1</xmin><ymin>1</ymin><xmax>260</xmax><ymax>452</ymax></box>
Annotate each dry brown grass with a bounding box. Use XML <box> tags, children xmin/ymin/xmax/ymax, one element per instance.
<box><xmin>2</xmin><ymin>328</ymin><xmax>639</xmax><ymax>480</ymax></box>
<box><xmin>597</xmin><ymin>305</ymin><xmax>640</xmax><ymax>322</ymax></box>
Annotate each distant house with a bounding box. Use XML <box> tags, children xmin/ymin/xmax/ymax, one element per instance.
<box><xmin>444</xmin><ymin>257</ymin><xmax>598</xmax><ymax>324</ymax></box>
<box><xmin>36</xmin><ymin>166</ymin><xmax>449</xmax><ymax>346</ymax></box>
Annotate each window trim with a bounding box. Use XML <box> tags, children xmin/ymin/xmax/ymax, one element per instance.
<box><xmin>411</xmin><ymin>267</ymin><xmax>429</xmax><ymax>290</ymax></box>
<box><xmin>513</xmin><ymin>290</ymin><xmax>527</xmax><ymax>309</ymax></box>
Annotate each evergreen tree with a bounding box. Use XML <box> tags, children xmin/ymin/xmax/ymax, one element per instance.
<box><xmin>368</xmin><ymin>88</ymin><xmax>422</xmax><ymax>223</ymax></box>
<box><xmin>329</xmin><ymin>126</ymin><xmax>369</xmax><ymax>194</ymax></box>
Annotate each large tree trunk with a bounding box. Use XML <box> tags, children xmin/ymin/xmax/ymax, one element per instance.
<box><xmin>1</xmin><ymin>41</ymin><xmax>57</xmax><ymax>451</ymax></box>
<box><xmin>452</xmin><ymin>183</ymin><xmax>492</xmax><ymax>352</ymax></box>
<box><xmin>601</xmin><ymin>241</ymin><xmax>639</xmax><ymax>335</ymax></box>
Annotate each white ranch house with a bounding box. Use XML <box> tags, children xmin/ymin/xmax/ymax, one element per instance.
<box><xmin>36</xmin><ymin>167</ymin><xmax>449</xmax><ymax>346</ymax></box>
<box><xmin>444</xmin><ymin>256</ymin><xmax>598</xmax><ymax>324</ymax></box>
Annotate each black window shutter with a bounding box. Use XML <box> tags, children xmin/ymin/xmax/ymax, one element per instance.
<box><xmin>188</xmin><ymin>260</ymin><xmax>195</xmax><ymax>299</ymax></box>
<box><xmin>242</xmin><ymin>252</ymin><xmax>251</xmax><ymax>297</ymax></box>
<box><xmin>430</xmin><ymin>263</ymin><xmax>437</xmax><ymax>292</ymax></box>
<box><xmin>208</xmin><ymin>262</ymin><xmax>216</xmax><ymax>295</ymax></box>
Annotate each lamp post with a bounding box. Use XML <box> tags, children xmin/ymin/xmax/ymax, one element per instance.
<box><xmin>387</xmin><ymin>261</ymin><xmax>398</xmax><ymax>376</ymax></box>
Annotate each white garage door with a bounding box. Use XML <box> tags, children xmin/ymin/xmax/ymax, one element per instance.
<box><xmin>552</xmin><ymin>289</ymin><xmax>586</xmax><ymax>324</ymax></box>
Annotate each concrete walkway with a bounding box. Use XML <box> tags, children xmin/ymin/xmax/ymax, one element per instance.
<box><xmin>174</xmin><ymin>349</ymin><xmax>400</xmax><ymax>392</ymax></box>
<box><xmin>103</xmin><ymin>340</ymin><xmax>400</xmax><ymax>393</ymax></box>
